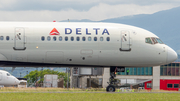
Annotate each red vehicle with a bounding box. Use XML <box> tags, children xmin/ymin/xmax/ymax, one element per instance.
<box><xmin>144</xmin><ymin>80</ymin><xmax>180</xmax><ymax>91</ymax></box>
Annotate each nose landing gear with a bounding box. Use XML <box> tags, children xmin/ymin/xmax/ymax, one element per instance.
<box><xmin>106</xmin><ymin>67</ymin><xmax>125</xmax><ymax>92</ymax></box>
<box><xmin>106</xmin><ymin>85</ymin><xmax>115</xmax><ymax>92</ymax></box>
<box><xmin>106</xmin><ymin>72</ymin><xmax>116</xmax><ymax>92</ymax></box>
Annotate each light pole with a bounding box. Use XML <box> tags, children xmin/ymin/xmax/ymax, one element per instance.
<box><xmin>66</xmin><ymin>67</ymin><xmax>70</xmax><ymax>89</ymax></box>
<box><xmin>26</xmin><ymin>71</ymin><xmax>28</xmax><ymax>86</ymax></box>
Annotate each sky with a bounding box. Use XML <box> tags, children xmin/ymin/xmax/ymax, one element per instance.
<box><xmin>0</xmin><ymin>0</ymin><xmax>180</xmax><ymax>21</ymax></box>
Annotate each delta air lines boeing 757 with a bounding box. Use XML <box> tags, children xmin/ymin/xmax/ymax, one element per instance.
<box><xmin>0</xmin><ymin>22</ymin><xmax>177</xmax><ymax>91</ymax></box>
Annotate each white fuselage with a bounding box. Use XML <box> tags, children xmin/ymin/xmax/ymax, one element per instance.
<box><xmin>0</xmin><ymin>70</ymin><xmax>20</xmax><ymax>85</ymax></box>
<box><xmin>0</xmin><ymin>22</ymin><xmax>177</xmax><ymax>67</ymax></box>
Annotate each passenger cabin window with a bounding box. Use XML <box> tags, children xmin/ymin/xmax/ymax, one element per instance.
<box><xmin>107</xmin><ymin>37</ymin><xmax>110</xmax><ymax>41</ymax></box>
<box><xmin>0</xmin><ymin>36</ymin><xmax>3</xmax><ymax>40</ymax></box>
<box><xmin>41</xmin><ymin>36</ymin><xmax>45</xmax><ymax>41</ymax></box>
<box><xmin>82</xmin><ymin>37</ymin><xmax>86</xmax><ymax>41</ymax></box>
<box><xmin>59</xmin><ymin>36</ymin><xmax>62</xmax><ymax>41</ymax></box>
<box><xmin>145</xmin><ymin>38</ymin><xmax>152</xmax><ymax>44</ymax></box>
<box><xmin>6</xmin><ymin>36</ymin><xmax>10</xmax><ymax>41</ymax></box>
<box><xmin>53</xmin><ymin>36</ymin><xmax>56</xmax><ymax>41</ymax></box>
<box><xmin>47</xmin><ymin>36</ymin><xmax>51</xmax><ymax>41</ymax></box>
<box><xmin>65</xmin><ymin>36</ymin><xmax>68</xmax><ymax>41</ymax></box>
<box><xmin>100</xmin><ymin>37</ymin><xmax>103</xmax><ymax>41</ymax></box>
<box><xmin>71</xmin><ymin>37</ymin><xmax>74</xmax><ymax>41</ymax></box>
<box><xmin>88</xmin><ymin>37</ymin><xmax>91</xmax><ymax>41</ymax></box>
<box><xmin>94</xmin><ymin>37</ymin><xmax>97</xmax><ymax>41</ymax></box>
<box><xmin>76</xmin><ymin>37</ymin><xmax>80</xmax><ymax>41</ymax></box>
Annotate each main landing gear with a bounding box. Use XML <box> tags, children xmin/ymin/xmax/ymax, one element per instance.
<box><xmin>106</xmin><ymin>67</ymin><xmax>124</xmax><ymax>92</ymax></box>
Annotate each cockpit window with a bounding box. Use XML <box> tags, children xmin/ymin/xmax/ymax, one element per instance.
<box><xmin>146</xmin><ymin>37</ymin><xmax>164</xmax><ymax>44</ymax></box>
<box><xmin>156</xmin><ymin>38</ymin><xmax>164</xmax><ymax>44</ymax></box>
<box><xmin>7</xmin><ymin>73</ymin><xmax>11</xmax><ymax>76</ymax></box>
<box><xmin>151</xmin><ymin>38</ymin><xmax>158</xmax><ymax>44</ymax></box>
<box><xmin>145</xmin><ymin>38</ymin><xmax>152</xmax><ymax>44</ymax></box>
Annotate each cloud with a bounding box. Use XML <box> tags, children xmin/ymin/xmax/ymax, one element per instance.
<box><xmin>0</xmin><ymin>0</ymin><xmax>17</xmax><ymax>9</ymax></box>
<box><xmin>0</xmin><ymin>3</ymin><xmax>179</xmax><ymax>21</ymax></box>
<box><xmin>1</xmin><ymin>0</ymin><xmax>180</xmax><ymax>11</ymax></box>
<box><xmin>0</xmin><ymin>0</ymin><xmax>97</xmax><ymax>11</ymax></box>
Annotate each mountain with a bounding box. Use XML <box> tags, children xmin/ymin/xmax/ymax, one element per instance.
<box><xmin>61</xmin><ymin>6</ymin><xmax>180</xmax><ymax>53</ymax></box>
<box><xmin>61</xmin><ymin>19</ymin><xmax>93</xmax><ymax>22</ymax></box>
<box><xmin>101</xmin><ymin>7</ymin><xmax>180</xmax><ymax>53</ymax></box>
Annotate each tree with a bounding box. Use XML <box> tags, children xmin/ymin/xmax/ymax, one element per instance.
<box><xmin>24</xmin><ymin>69</ymin><xmax>69</xmax><ymax>87</ymax></box>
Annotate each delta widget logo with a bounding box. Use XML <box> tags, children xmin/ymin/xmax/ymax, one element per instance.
<box><xmin>50</xmin><ymin>28</ymin><xmax>60</xmax><ymax>35</ymax></box>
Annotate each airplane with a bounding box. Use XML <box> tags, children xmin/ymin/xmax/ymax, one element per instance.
<box><xmin>0</xmin><ymin>22</ymin><xmax>177</xmax><ymax>91</ymax></box>
<box><xmin>0</xmin><ymin>70</ymin><xmax>20</xmax><ymax>86</ymax></box>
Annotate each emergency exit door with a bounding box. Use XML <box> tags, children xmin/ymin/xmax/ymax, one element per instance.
<box><xmin>120</xmin><ymin>30</ymin><xmax>131</xmax><ymax>51</ymax></box>
<box><xmin>13</xmin><ymin>28</ymin><xmax>26</xmax><ymax>50</ymax></box>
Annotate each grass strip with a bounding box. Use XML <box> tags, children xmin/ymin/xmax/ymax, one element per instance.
<box><xmin>0</xmin><ymin>93</ymin><xmax>180</xmax><ymax>101</ymax></box>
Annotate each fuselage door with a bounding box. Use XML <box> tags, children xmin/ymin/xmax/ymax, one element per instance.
<box><xmin>13</xmin><ymin>28</ymin><xmax>26</xmax><ymax>50</ymax></box>
<box><xmin>120</xmin><ymin>30</ymin><xmax>131</xmax><ymax>51</ymax></box>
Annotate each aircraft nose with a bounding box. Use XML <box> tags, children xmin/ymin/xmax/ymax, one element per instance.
<box><xmin>167</xmin><ymin>46</ymin><xmax>178</xmax><ymax>63</ymax></box>
<box><xmin>15</xmin><ymin>79</ymin><xmax>20</xmax><ymax>85</ymax></box>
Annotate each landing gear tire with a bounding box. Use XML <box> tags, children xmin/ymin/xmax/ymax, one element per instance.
<box><xmin>106</xmin><ymin>85</ymin><xmax>115</xmax><ymax>92</ymax></box>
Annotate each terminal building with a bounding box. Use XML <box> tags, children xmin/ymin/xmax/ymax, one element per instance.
<box><xmin>113</xmin><ymin>62</ymin><xmax>180</xmax><ymax>91</ymax></box>
<box><xmin>71</xmin><ymin>62</ymin><xmax>180</xmax><ymax>91</ymax></box>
